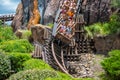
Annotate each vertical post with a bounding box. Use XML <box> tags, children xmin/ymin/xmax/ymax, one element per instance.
<box><xmin>3</xmin><ymin>18</ymin><xmax>5</xmax><ymax>25</ymax></box>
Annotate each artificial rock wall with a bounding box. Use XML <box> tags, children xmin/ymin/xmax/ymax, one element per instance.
<box><xmin>94</xmin><ymin>34</ymin><xmax>120</xmax><ymax>54</ymax></box>
<box><xmin>12</xmin><ymin>0</ymin><xmax>111</xmax><ymax>31</ymax></box>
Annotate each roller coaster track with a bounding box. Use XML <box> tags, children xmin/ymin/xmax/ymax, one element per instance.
<box><xmin>31</xmin><ymin>0</ymin><xmax>95</xmax><ymax>78</ymax></box>
<box><xmin>51</xmin><ymin>41</ymin><xmax>71</xmax><ymax>75</ymax></box>
<box><xmin>0</xmin><ymin>13</ymin><xmax>15</xmax><ymax>23</ymax></box>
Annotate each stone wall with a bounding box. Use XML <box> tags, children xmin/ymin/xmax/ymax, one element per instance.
<box><xmin>94</xmin><ymin>34</ymin><xmax>120</xmax><ymax>54</ymax></box>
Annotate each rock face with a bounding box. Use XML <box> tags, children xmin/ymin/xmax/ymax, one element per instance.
<box><xmin>27</xmin><ymin>0</ymin><xmax>40</xmax><ymax>30</ymax></box>
<box><xmin>12</xmin><ymin>0</ymin><xmax>111</xmax><ymax>31</ymax></box>
<box><xmin>31</xmin><ymin>24</ymin><xmax>51</xmax><ymax>44</ymax></box>
<box><xmin>94</xmin><ymin>34</ymin><xmax>120</xmax><ymax>54</ymax></box>
<box><xmin>44</xmin><ymin>0</ymin><xmax>61</xmax><ymax>24</ymax></box>
<box><xmin>38</xmin><ymin>0</ymin><xmax>49</xmax><ymax>24</ymax></box>
<box><xmin>21</xmin><ymin>0</ymin><xmax>33</xmax><ymax>28</ymax></box>
<box><xmin>80</xmin><ymin>0</ymin><xmax>111</xmax><ymax>25</ymax></box>
<box><xmin>12</xmin><ymin>0</ymin><xmax>42</xmax><ymax>32</ymax></box>
<box><xmin>11</xmin><ymin>3</ymin><xmax>23</xmax><ymax>32</ymax></box>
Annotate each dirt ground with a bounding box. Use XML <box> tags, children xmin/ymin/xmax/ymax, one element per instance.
<box><xmin>92</xmin><ymin>54</ymin><xmax>106</xmax><ymax>80</ymax></box>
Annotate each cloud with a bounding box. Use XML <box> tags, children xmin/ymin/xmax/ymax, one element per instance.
<box><xmin>0</xmin><ymin>0</ymin><xmax>20</xmax><ymax>13</ymax></box>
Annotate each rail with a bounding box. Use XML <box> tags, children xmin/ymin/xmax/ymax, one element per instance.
<box><xmin>0</xmin><ymin>13</ymin><xmax>15</xmax><ymax>22</ymax></box>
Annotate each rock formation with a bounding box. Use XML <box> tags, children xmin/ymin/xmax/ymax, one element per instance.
<box><xmin>44</xmin><ymin>0</ymin><xmax>61</xmax><ymax>24</ymax></box>
<box><xmin>80</xmin><ymin>0</ymin><xmax>111</xmax><ymax>25</ymax></box>
<box><xmin>31</xmin><ymin>24</ymin><xmax>51</xmax><ymax>44</ymax></box>
<box><xmin>12</xmin><ymin>0</ymin><xmax>42</xmax><ymax>32</ymax></box>
<box><xmin>38</xmin><ymin>0</ymin><xmax>49</xmax><ymax>24</ymax></box>
<box><xmin>12</xmin><ymin>0</ymin><xmax>111</xmax><ymax>31</ymax></box>
<box><xmin>11</xmin><ymin>3</ymin><xmax>23</xmax><ymax>32</ymax></box>
<box><xmin>94</xmin><ymin>34</ymin><xmax>120</xmax><ymax>54</ymax></box>
<box><xmin>27</xmin><ymin>0</ymin><xmax>40</xmax><ymax>30</ymax></box>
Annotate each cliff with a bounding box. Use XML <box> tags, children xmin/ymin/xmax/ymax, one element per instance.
<box><xmin>27</xmin><ymin>0</ymin><xmax>40</xmax><ymax>30</ymax></box>
<box><xmin>11</xmin><ymin>3</ymin><xmax>23</xmax><ymax>32</ymax></box>
<box><xmin>12</xmin><ymin>0</ymin><xmax>111</xmax><ymax>31</ymax></box>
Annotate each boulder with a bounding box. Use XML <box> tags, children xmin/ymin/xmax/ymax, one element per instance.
<box><xmin>31</xmin><ymin>24</ymin><xmax>51</xmax><ymax>44</ymax></box>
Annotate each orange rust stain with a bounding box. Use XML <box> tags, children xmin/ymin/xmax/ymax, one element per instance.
<box><xmin>27</xmin><ymin>0</ymin><xmax>40</xmax><ymax>30</ymax></box>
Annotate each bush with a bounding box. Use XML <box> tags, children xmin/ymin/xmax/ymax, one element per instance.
<box><xmin>111</xmin><ymin>0</ymin><xmax>120</xmax><ymax>7</ymax></box>
<box><xmin>46</xmin><ymin>77</ymin><xmax>94</xmax><ymax>80</ymax></box>
<box><xmin>0</xmin><ymin>51</ymin><xmax>11</xmax><ymax>80</ymax></box>
<box><xmin>47</xmin><ymin>23</ymin><xmax>54</xmax><ymax>29</ymax></box>
<box><xmin>7</xmin><ymin>53</ymin><xmax>31</xmax><ymax>72</ymax></box>
<box><xmin>84</xmin><ymin>14</ymin><xmax>120</xmax><ymax>38</ymax></box>
<box><xmin>21</xmin><ymin>30</ymin><xmax>31</xmax><ymax>39</ymax></box>
<box><xmin>101</xmin><ymin>50</ymin><xmax>120</xmax><ymax>80</ymax></box>
<box><xmin>23</xmin><ymin>59</ymin><xmax>53</xmax><ymax>70</ymax></box>
<box><xmin>84</xmin><ymin>23</ymin><xmax>110</xmax><ymax>38</ymax></box>
<box><xmin>0</xmin><ymin>20</ymin><xmax>3</xmax><ymax>25</ymax></box>
<box><xmin>15</xmin><ymin>30</ymin><xmax>32</xmax><ymax>39</ymax></box>
<box><xmin>0</xmin><ymin>27</ymin><xmax>17</xmax><ymax>43</ymax></box>
<box><xmin>108</xmin><ymin>14</ymin><xmax>120</xmax><ymax>35</ymax></box>
<box><xmin>46</xmin><ymin>71</ymin><xmax>94</xmax><ymax>80</ymax></box>
<box><xmin>8</xmin><ymin>69</ymin><xmax>58</xmax><ymax>80</ymax></box>
<box><xmin>0</xmin><ymin>39</ymin><xmax>34</xmax><ymax>53</ymax></box>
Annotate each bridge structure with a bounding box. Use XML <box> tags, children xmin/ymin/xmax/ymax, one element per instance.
<box><xmin>0</xmin><ymin>13</ymin><xmax>15</xmax><ymax>24</ymax></box>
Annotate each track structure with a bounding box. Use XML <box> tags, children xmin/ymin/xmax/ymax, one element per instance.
<box><xmin>43</xmin><ymin>0</ymin><xmax>95</xmax><ymax>78</ymax></box>
<box><xmin>0</xmin><ymin>13</ymin><xmax>15</xmax><ymax>24</ymax></box>
<box><xmin>31</xmin><ymin>0</ymin><xmax>96</xmax><ymax>78</ymax></box>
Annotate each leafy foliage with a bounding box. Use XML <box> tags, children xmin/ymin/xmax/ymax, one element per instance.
<box><xmin>0</xmin><ymin>51</ymin><xmax>11</xmax><ymax>80</ymax></box>
<box><xmin>108</xmin><ymin>14</ymin><xmax>120</xmax><ymax>34</ymax></box>
<box><xmin>23</xmin><ymin>59</ymin><xmax>53</xmax><ymax>70</ymax></box>
<box><xmin>84</xmin><ymin>14</ymin><xmax>120</xmax><ymax>38</ymax></box>
<box><xmin>0</xmin><ymin>39</ymin><xmax>34</xmax><ymax>53</ymax></box>
<box><xmin>0</xmin><ymin>20</ymin><xmax>3</xmax><ymax>25</ymax></box>
<box><xmin>8</xmin><ymin>69</ymin><xmax>58</xmax><ymax>80</ymax></box>
<box><xmin>101</xmin><ymin>50</ymin><xmax>120</xmax><ymax>80</ymax></box>
<box><xmin>15</xmin><ymin>30</ymin><xmax>32</xmax><ymax>39</ymax></box>
<box><xmin>46</xmin><ymin>78</ymin><xmax>94</xmax><ymax>80</ymax></box>
<box><xmin>111</xmin><ymin>0</ymin><xmax>120</xmax><ymax>7</ymax></box>
<box><xmin>0</xmin><ymin>27</ymin><xmax>17</xmax><ymax>42</ymax></box>
<box><xmin>47</xmin><ymin>23</ymin><xmax>54</xmax><ymax>28</ymax></box>
<box><xmin>7</xmin><ymin>53</ymin><xmax>31</xmax><ymax>72</ymax></box>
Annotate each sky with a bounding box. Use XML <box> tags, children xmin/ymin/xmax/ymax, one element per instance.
<box><xmin>0</xmin><ymin>0</ymin><xmax>20</xmax><ymax>14</ymax></box>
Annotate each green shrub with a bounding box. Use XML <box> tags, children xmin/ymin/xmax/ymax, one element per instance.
<box><xmin>46</xmin><ymin>71</ymin><xmax>94</xmax><ymax>80</ymax></box>
<box><xmin>23</xmin><ymin>59</ymin><xmax>53</xmax><ymax>70</ymax></box>
<box><xmin>108</xmin><ymin>14</ymin><xmax>120</xmax><ymax>35</ymax></box>
<box><xmin>0</xmin><ymin>27</ymin><xmax>17</xmax><ymax>43</ymax></box>
<box><xmin>46</xmin><ymin>77</ymin><xmax>94</xmax><ymax>80</ymax></box>
<box><xmin>111</xmin><ymin>0</ymin><xmax>120</xmax><ymax>7</ymax></box>
<box><xmin>101</xmin><ymin>50</ymin><xmax>120</xmax><ymax>80</ymax></box>
<box><xmin>0</xmin><ymin>39</ymin><xmax>34</xmax><ymax>53</ymax></box>
<box><xmin>7</xmin><ymin>53</ymin><xmax>31</xmax><ymax>72</ymax></box>
<box><xmin>0</xmin><ymin>51</ymin><xmax>11</xmax><ymax>80</ymax></box>
<box><xmin>84</xmin><ymin>14</ymin><xmax>120</xmax><ymax>38</ymax></box>
<box><xmin>0</xmin><ymin>20</ymin><xmax>3</xmax><ymax>25</ymax></box>
<box><xmin>47</xmin><ymin>23</ymin><xmax>54</xmax><ymax>29</ymax></box>
<box><xmin>8</xmin><ymin>69</ymin><xmax>58</xmax><ymax>80</ymax></box>
<box><xmin>46</xmin><ymin>71</ymin><xmax>92</xmax><ymax>80</ymax></box>
<box><xmin>84</xmin><ymin>23</ymin><xmax>109</xmax><ymax>38</ymax></box>
<box><xmin>15</xmin><ymin>30</ymin><xmax>32</xmax><ymax>39</ymax></box>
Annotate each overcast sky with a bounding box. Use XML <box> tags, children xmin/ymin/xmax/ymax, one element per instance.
<box><xmin>0</xmin><ymin>0</ymin><xmax>20</xmax><ymax>14</ymax></box>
